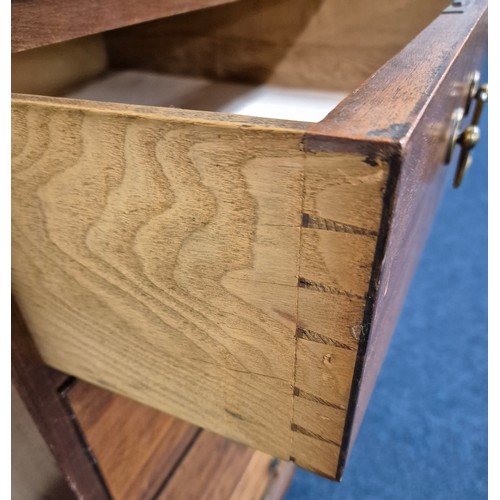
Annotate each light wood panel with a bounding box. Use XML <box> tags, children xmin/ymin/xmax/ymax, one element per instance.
<box><xmin>11</xmin><ymin>94</ymin><xmax>388</xmax><ymax>477</ymax></box>
<box><xmin>12</xmin><ymin>98</ymin><xmax>297</xmax><ymax>459</ymax></box>
<box><xmin>105</xmin><ymin>0</ymin><xmax>448</xmax><ymax>91</ymax></box>
<box><xmin>12</xmin><ymin>36</ymin><xmax>108</xmax><ymax>96</ymax></box>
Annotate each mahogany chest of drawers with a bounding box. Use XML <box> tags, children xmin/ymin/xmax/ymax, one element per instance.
<box><xmin>12</xmin><ymin>0</ymin><xmax>487</xmax><ymax>492</ymax></box>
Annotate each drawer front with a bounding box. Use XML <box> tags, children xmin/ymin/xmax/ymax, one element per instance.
<box><xmin>304</xmin><ymin>0</ymin><xmax>488</xmax><ymax>475</ymax></box>
<box><xmin>349</xmin><ymin>9</ymin><xmax>489</xmax><ymax>456</ymax></box>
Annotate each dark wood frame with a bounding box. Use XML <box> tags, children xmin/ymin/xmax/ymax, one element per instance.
<box><xmin>12</xmin><ymin>300</ymin><xmax>111</xmax><ymax>499</ymax></box>
<box><xmin>12</xmin><ymin>0</ymin><xmax>241</xmax><ymax>53</ymax></box>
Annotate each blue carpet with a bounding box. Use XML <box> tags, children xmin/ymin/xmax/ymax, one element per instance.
<box><xmin>286</xmin><ymin>67</ymin><xmax>488</xmax><ymax>499</ymax></box>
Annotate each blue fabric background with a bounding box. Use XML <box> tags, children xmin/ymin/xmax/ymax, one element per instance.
<box><xmin>286</xmin><ymin>65</ymin><xmax>488</xmax><ymax>500</ymax></box>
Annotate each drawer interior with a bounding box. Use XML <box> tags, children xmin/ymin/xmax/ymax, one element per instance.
<box><xmin>12</xmin><ymin>0</ymin><xmax>448</xmax><ymax>123</ymax></box>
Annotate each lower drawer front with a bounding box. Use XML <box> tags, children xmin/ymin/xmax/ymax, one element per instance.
<box><xmin>67</xmin><ymin>381</ymin><xmax>294</xmax><ymax>500</ymax></box>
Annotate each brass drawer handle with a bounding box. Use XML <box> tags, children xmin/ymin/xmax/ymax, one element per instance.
<box><xmin>453</xmin><ymin>125</ymin><xmax>480</xmax><ymax>188</ymax></box>
<box><xmin>450</xmin><ymin>82</ymin><xmax>488</xmax><ymax>188</ymax></box>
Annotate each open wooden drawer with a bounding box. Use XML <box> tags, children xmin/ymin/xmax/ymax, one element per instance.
<box><xmin>12</xmin><ymin>0</ymin><xmax>487</xmax><ymax>480</ymax></box>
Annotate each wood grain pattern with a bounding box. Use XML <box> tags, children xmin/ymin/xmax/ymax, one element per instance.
<box><xmin>105</xmin><ymin>0</ymin><xmax>448</xmax><ymax>92</ymax></box>
<box><xmin>11</xmin><ymin>96</ymin><xmax>304</xmax><ymax>461</ymax></box>
<box><xmin>12</xmin><ymin>36</ymin><xmax>108</xmax><ymax>96</ymax></box>
<box><xmin>11</xmin><ymin>95</ymin><xmax>387</xmax><ymax>477</ymax></box>
<box><xmin>12</xmin><ymin>0</ymin><xmax>241</xmax><ymax>53</ymax></box>
<box><xmin>155</xmin><ymin>430</ymin><xmax>293</xmax><ymax>500</ymax></box>
<box><xmin>67</xmin><ymin>381</ymin><xmax>199</xmax><ymax>500</ymax></box>
<box><xmin>156</xmin><ymin>431</ymin><xmax>254</xmax><ymax>500</ymax></box>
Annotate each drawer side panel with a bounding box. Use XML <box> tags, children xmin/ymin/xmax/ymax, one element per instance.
<box><xmin>12</xmin><ymin>97</ymin><xmax>388</xmax><ymax>477</ymax></box>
